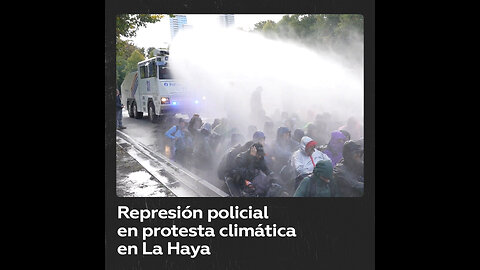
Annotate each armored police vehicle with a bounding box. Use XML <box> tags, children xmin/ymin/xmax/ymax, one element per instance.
<box><xmin>121</xmin><ymin>49</ymin><xmax>195</xmax><ymax>122</ymax></box>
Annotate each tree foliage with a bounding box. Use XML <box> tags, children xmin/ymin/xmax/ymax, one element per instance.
<box><xmin>253</xmin><ymin>20</ymin><xmax>275</xmax><ymax>32</ymax></box>
<box><xmin>116</xmin><ymin>14</ymin><xmax>164</xmax><ymax>39</ymax></box>
<box><xmin>125</xmin><ymin>50</ymin><xmax>145</xmax><ymax>73</ymax></box>
<box><xmin>116</xmin><ymin>40</ymin><xmax>145</xmax><ymax>89</ymax></box>
<box><xmin>251</xmin><ymin>14</ymin><xmax>364</xmax><ymax>63</ymax></box>
<box><xmin>116</xmin><ymin>14</ymin><xmax>167</xmax><ymax>88</ymax></box>
<box><xmin>116</xmin><ymin>49</ymin><xmax>145</xmax><ymax>89</ymax></box>
<box><xmin>146</xmin><ymin>47</ymin><xmax>156</xmax><ymax>58</ymax></box>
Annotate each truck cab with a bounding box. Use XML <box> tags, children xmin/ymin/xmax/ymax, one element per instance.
<box><xmin>121</xmin><ymin>50</ymin><xmax>188</xmax><ymax>122</ymax></box>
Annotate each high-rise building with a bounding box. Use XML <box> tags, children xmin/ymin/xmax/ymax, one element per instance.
<box><xmin>170</xmin><ymin>15</ymin><xmax>187</xmax><ymax>39</ymax></box>
<box><xmin>218</xmin><ymin>14</ymin><xmax>235</xmax><ymax>28</ymax></box>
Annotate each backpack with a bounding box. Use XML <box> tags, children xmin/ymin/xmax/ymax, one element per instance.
<box><xmin>250</xmin><ymin>171</ymin><xmax>270</xmax><ymax>196</ymax></box>
<box><xmin>217</xmin><ymin>144</ymin><xmax>243</xmax><ymax>180</ymax></box>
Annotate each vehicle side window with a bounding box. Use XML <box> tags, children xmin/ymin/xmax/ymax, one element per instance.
<box><xmin>159</xmin><ymin>66</ymin><xmax>172</xmax><ymax>79</ymax></box>
<box><xmin>148</xmin><ymin>60</ymin><xmax>157</xmax><ymax>78</ymax></box>
<box><xmin>139</xmin><ymin>65</ymin><xmax>146</xmax><ymax>79</ymax></box>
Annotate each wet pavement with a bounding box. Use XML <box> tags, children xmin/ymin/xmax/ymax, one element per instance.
<box><xmin>117</xmin><ymin>110</ymin><xmax>229</xmax><ymax>194</ymax></box>
<box><xmin>116</xmin><ymin>143</ymin><xmax>176</xmax><ymax>197</ymax></box>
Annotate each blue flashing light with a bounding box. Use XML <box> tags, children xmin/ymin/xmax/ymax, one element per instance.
<box><xmin>172</xmin><ymin>101</ymin><xmax>177</xmax><ymax>105</ymax></box>
<box><xmin>194</xmin><ymin>100</ymin><xmax>199</xmax><ymax>104</ymax></box>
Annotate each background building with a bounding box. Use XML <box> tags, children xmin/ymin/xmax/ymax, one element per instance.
<box><xmin>170</xmin><ymin>15</ymin><xmax>187</xmax><ymax>39</ymax></box>
<box><xmin>218</xmin><ymin>14</ymin><xmax>235</xmax><ymax>28</ymax></box>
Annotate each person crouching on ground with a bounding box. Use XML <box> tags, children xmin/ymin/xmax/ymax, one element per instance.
<box><xmin>192</xmin><ymin>123</ymin><xmax>215</xmax><ymax>170</ymax></box>
<box><xmin>164</xmin><ymin>118</ymin><xmax>188</xmax><ymax>161</ymax></box>
<box><xmin>322</xmin><ymin>130</ymin><xmax>347</xmax><ymax>167</ymax></box>
<box><xmin>291</xmin><ymin>136</ymin><xmax>331</xmax><ymax>190</ymax></box>
<box><xmin>230</xmin><ymin>143</ymin><xmax>274</xmax><ymax>196</ymax></box>
<box><xmin>333</xmin><ymin>139</ymin><xmax>364</xmax><ymax>197</ymax></box>
<box><xmin>294</xmin><ymin>159</ymin><xmax>336</xmax><ymax>197</ymax></box>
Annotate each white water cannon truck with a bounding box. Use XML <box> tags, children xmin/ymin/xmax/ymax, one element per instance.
<box><xmin>121</xmin><ymin>49</ymin><xmax>199</xmax><ymax>122</ymax></box>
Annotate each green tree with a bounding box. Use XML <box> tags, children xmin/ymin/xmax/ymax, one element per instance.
<box><xmin>116</xmin><ymin>14</ymin><xmax>163</xmax><ymax>57</ymax></box>
<box><xmin>338</xmin><ymin>15</ymin><xmax>364</xmax><ymax>33</ymax></box>
<box><xmin>123</xmin><ymin>50</ymin><xmax>145</xmax><ymax>77</ymax></box>
<box><xmin>116</xmin><ymin>57</ymin><xmax>127</xmax><ymax>88</ymax></box>
<box><xmin>146</xmin><ymin>47</ymin><xmax>156</xmax><ymax>58</ymax></box>
<box><xmin>334</xmin><ymin>14</ymin><xmax>364</xmax><ymax>43</ymax></box>
<box><xmin>253</xmin><ymin>20</ymin><xmax>274</xmax><ymax>32</ymax></box>
<box><xmin>116</xmin><ymin>14</ymin><xmax>172</xmax><ymax>87</ymax></box>
<box><xmin>117</xmin><ymin>39</ymin><xmax>139</xmax><ymax>59</ymax></box>
<box><xmin>262</xmin><ymin>20</ymin><xmax>278</xmax><ymax>38</ymax></box>
<box><xmin>116</xmin><ymin>14</ymin><xmax>164</xmax><ymax>39</ymax></box>
<box><xmin>252</xmin><ymin>14</ymin><xmax>363</xmax><ymax>59</ymax></box>
<box><xmin>116</xmin><ymin>41</ymin><xmax>144</xmax><ymax>89</ymax></box>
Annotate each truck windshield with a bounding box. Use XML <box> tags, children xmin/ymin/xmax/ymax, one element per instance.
<box><xmin>158</xmin><ymin>66</ymin><xmax>173</xmax><ymax>79</ymax></box>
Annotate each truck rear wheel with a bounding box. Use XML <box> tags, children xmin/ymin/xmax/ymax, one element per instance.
<box><xmin>127</xmin><ymin>102</ymin><xmax>134</xmax><ymax>118</ymax></box>
<box><xmin>132</xmin><ymin>102</ymin><xmax>143</xmax><ymax>119</ymax></box>
<box><xmin>148</xmin><ymin>102</ymin><xmax>157</xmax><ymax>123</ymax></box>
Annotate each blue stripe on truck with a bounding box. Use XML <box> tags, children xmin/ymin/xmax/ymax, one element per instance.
<box><xmin>131</xmin><ymin>73</ymin><xmax>138</xmax><ymax>98</ymax></box>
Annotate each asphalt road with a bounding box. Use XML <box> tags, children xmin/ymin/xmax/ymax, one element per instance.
<box><xmin>116</xmin><ymin>143</ymin><xmax>176</xmax><ymax>197</ymax></box>
<box><xmin>118</xmin><ymin>109</ymin><xmax>229</xmax><ymax>193</ymax></box>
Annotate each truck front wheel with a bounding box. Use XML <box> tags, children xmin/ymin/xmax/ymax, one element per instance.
<box><xmin>148</xmin><ymin>102</ymin><xmax>157</xmax><ymax>123</ymax></box>
<box><xmin>133</xmin><ymin>102</ymin><xmax>143</xmax><ymax>119</ymax></box>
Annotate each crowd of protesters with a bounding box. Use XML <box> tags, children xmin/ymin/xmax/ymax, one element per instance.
<box><xmin>162</xmin><ymin>94</ymin><xmax>364</xmax><ymax>197</ymax></box>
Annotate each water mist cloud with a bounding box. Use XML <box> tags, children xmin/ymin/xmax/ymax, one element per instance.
<box><xmin>168</xmin><ymin>26</ymin><xmax>363</xmax><ymax>129</ymax></box>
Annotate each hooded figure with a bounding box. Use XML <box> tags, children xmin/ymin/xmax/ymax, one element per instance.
<box><xmin>252</xmin><ymin>131</ymin><xmax>266</xmax><ymax>145</ymax></box>
<box><xmin>268</xmin><ymin>127</ymin><xmax>300</xmax><ymax>173</ymax></box>
<box><xmin>217</xmin><ymin>139</ymin><xmax>254</xmax><ymax>179</ymax></box>
<box><xmin>339</xmin><ymin>117</ymin><xmax>363</xmax><ymax>141</ymax></box>
<box><xmin>291</xmin><ymin>136</ymin><xmax>331</xmax><ymax>180</ymax></box>
<box><xmin>323</xmin><ymin>131</ymin><xmax>348</xmax><ymax>167</ymax></box>
<box><xmin>229</xmin><ymin>143</ymin><xmax>273</xmax><ymax>195</ymax></box>
<box><xmin>192</xmin><ymin>123</ymin><xmax>214</xmax><ymax>170</ymax></box>
<box><xmin>188</xmin><ymin>114</ymin><xmax>203</xmax><ymax>134</ymax></box>
<box><xmin>292</xmin><ymin>129</ymin><xmax>305</xmax><ymax>143</ymax></box>
<box><xmin>305</xmin><ymin>122</ymin><xmax>326</xmax><ymax>146</ymax></box>
<box><xmin>165</xmin><ymin>118</ymin><xmax>189</xmax><ymax>161</ymax></box>
<box><xmin>294</xmin><ymin>159</ymin><xmax>336</xmax><ymax>197</ymax></box>
<box><xmin>333</xmin><ymin>139</ymin><xmax>364</xmax><ymax>197</ymax></box>
<box><xmin>339</xmin><ymin>130</ymin><xmax>351</xmax><ymax>141</ymax></box>
<box><xmin>188</xmin><ymin>114</ymin><xmax>204</xmax><ymax>147</ymax></box>
<box><xmin>212</xmin><ymin>118</ymin><xmax>229</xmax><ymax>136</ymax></box>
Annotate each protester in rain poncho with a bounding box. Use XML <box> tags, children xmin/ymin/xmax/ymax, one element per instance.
<box><xmin>164</xmin><ymin>118</ymin><xmax>188</xmax><ymax>161</ymax></box>
<box><xmin>333</xmin><ymin>139</ymin><xmax>364</xmax><ymax>197</ymax></box>
<box><xmin>291</xmin><ymin>136</ymin><xmax>331</xmax><ymax>189</ymax></box>
<box><xmin>192</xmin><ymin>123</ymin><xmax>214</xmax><ymax>170</ymax></box>
<box><xmin>292</xmin><ymin>129</ymin><xmax>305</xmax><ymax>144</ymax></box>
<box><xmin>339</xmin><ymin>129</ymin><xmax>351</xmax><ymax>141</ymax></box>
<box><xmin>251</xmin><ymin>131</ymin><xmax>266</xmax><ymax>145</ymax></box>
<box><xmin>294</xmin><ymin>159</ymin><xmax>336</xmax><ymax>197</ymax></box>
<box><xmin>188</xmin><ymin>114</ymin><xmax>203</xmax><ymax>137</ymax></box>
<box><xmin>305</xmin><ymin>123</ymin><xmax>323</xmax><ymax>146</ymax></box>
<box><xmin>268</xmin><ymin>127</ymin><xmax>300</xmax><ymax>174</ymax></box>
<box><xmin>323</xmin><ymin>130</ymin><xmax>348</xmax><ymax>167</ymax></box>
<box><xmin>230</xmin><ymin>143</ymin><xmax>274</xmax><ymax>196</ymax></box>
<box><xmin>339</xmin><ymin>116</ymin><xmax>363</xmax><ymax>141</ymax></box>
